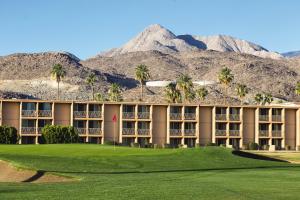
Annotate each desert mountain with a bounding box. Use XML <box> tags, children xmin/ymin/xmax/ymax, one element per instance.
<box><xmin>101</xmin><ymin>24</ymin><xmax>282</xmax><ymax>59</ymax></box>
<box><xmin>282</xmin><ymin>51</ymin><xmax>300</xmax><ymax>58</ymax></box>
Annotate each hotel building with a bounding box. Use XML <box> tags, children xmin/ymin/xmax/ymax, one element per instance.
<box><xmin>1</xmin><ymin>99</ymin><xmax>299</xmax><ymax>150</ymax></box>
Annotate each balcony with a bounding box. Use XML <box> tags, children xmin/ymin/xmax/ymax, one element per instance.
<box><xmin>259</xmin><ymin>130</ymin><xmax>269</xmax><ymax>137</ymax></box>
<box><xmin>170</xmin><ymin>129</ymin><xmax>182</xmax><ymax>136</ymax></box>
<box><xmin>123</xmin><ymin>112</ymin><xmax>135</xmax><ymax>119</ymax></box>
<box><xmin>137</xmin><ymin>129</ymin><xmax>150</xmax><ymax>135</ymax></box>
<box><xmin>229</xmin><ymin>114</ymin><xmax>240</xmax><ymax>121</ymax></box>
<box><xmin>215</xmin><ymin>129</ymin><xmax>227</xmax><ymax>136</ymax></box>
<box><xmin>38</xmin><ymin>110</ymin><xmax>52</xmax><ymax>117</ymax></box>
<box><xmin>259</xmin><ymin>115</ymin><xmax>269</xmax><ymax>121</ymax></box>
<box><xmin>272</xmin><ymin>115</ymin><xmax>282</xmax><ymax>122</ymax></box>
<box><xmin>137</xmin><ymin>112</ymin><xmax>150</xmax><ymax>119</ymax></box>
<box><xmin>184</xmin><ymin>113</ymin><xmax>196</xmax><ymax>120</ymax></box>
<box><xmin>88</xmin><ymin>111</ymin><xmax>102</xmax><ymax>118</ymax></box>
<box><xmin>216</xmin><ymin>114</ymin><xmax>227</xmax><ymax>121</ymax></box>
<box><xmin>74</xmin><ymin>111</ymin><xmax>87</xmax><ymax>118</ymax></box>
<box><xmin>21</xmin><ymin>127</ymin><xmax>36</xmax><ymax>134</ymax></box>
<box><xmin>184</xmin><ymin>129</ymin><xmax>196</xmax><ymax>136</ymax></box>
<box><xmin>170</xmin><ymin>113</ymin><xmax>182</xmax><ymax>120</ymax></box>
<box><xmin>88</xmin><ymin>128</ymin><xmax>102</xmax><ymax>135</ymax></box>
<box><xmin>122</xmin><ymin>128</ymin><xmax>135</xmax><ymax>135</ymax></box>
<box><xmin>75</xmin><ymin>128</ymin><xmax>86</xmax><ymax>135</ymax></box>
<box><xmin>22</xmin><ymin>110</ymin><xmax>37</xmax><ymax>117</ymax></box>
<box><xmin>229</xmin><ymin>130</ymin><xmax>240</xmax><ymax>136</ymax></box>
<box><xmin>272</xmin><ymin>130</ymin><xmax>282</xmax><ymax>137</ymax></box>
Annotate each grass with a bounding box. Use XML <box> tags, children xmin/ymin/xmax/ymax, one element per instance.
<box><xmin>0</xmin><ymin>144</ymin><xmax>300</xmax><ymax>199</ymax></box>
<box><xmin>252</xmin><ymin>151</ymin><xmax>300</xmax><ymax>163</ymax></box>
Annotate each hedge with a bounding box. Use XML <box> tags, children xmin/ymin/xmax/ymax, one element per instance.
<box><xmin>41</xmin><ymin>125</ymin><xmax>79</xmax><ymax>144</ymax></box>
<box><xmin>0</xmin><ymin>126</ymin><xmax>18</xmax><ymax>144</ymax></box>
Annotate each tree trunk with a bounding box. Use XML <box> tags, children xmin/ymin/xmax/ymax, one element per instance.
<box><xmin>57</xmin><ymin>81</ymin><xmax>60</xmax><ymax>100</ymax></box>
<box><xmin>92</xmin><ymin>87</ymin><xmax>94</xmax><ymax>101</ymax></box>
<box><xmin>140</xmin><ymin>83</ymin><xmax>143</xmax><ymax>101</ymax></box>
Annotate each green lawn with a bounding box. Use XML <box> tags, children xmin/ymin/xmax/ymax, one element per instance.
<box><xmin>1</xmin><ymin>145</ymin><xmax>300</xmax><ymax>200</ymax></box>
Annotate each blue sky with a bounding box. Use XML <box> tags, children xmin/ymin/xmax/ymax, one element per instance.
<box><xmin>0</xmin><ymin>0</ymin><xmax>299</xmax><ymax>59</ymax></box>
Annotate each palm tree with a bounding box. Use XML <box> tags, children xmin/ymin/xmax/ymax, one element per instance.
<box><xmin>235</xmin><ymin>84</ymin><xmax>249</xmax><ymax>104</ymax></box>
<box><xmin>176</xmin><ymin>74</ymin><xmax>194</xmax><ymax>102</ymax></box>
<box><xmin>218</xmin><ymin>67</ymin><xmax>234</xmax><ymax>103</ymax></box>
<box><xmin>295</xmin><ymin>82</ymin><xmax>300</xmax><ymax>97</ymax></box>
<box><xmin>254</xmin><ymin>93</ymin><xmax>263</xmax><ymax>105</ymax></box>
<box><xmin>108</xmin><ymin>83</ymin><xmax>122</xmax><ymax>102</ymax></box>
<box><xmin>164</xmin><ymin>83</ymin><xmax>181</xmax><ymax>103</ymax></box>
<box><xmin>196</xmin><ymin>87</ymin><xmax>208</xmax><ymax>102</ymax></box>
<box><xmin>95</xmin><ymin>93</ymin><xmax>105</xmax><ymax>102</ymax></box>
<box><xmin>86</xmin><ymin>73</ymin><xmax>96</xmax><ymax>100</ymax></box>
<box><xmin>51</xmin><ymin>64</ymin><xmax>66</xmax><ymax>100</ymax></box>
<box><xmin>135</xmin><ymin>64</ymin><xmax>150</xmax><ymax>101</ymax></box>
<box><xmin>263</xmin><ymin>93</ymin><xmax>273</xmax><ymax>105</ymax></box>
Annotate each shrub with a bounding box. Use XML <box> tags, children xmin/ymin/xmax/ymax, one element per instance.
<box><xmin>206</xmin><ymin>142</ymin><xmax>216</xmax><ymax>146</ymax></box>
<box><xmin>41</xmin><ymin>125</ymin><xmax>79</xmax><ymax>144</ymax></box>
<box><xmin>0</xmin><ymin>126</ymin><xmax>18</xmax><ymax>144</ymax></box>
<box><xmin>220</xmin><ymin>144</ymin><xmax>226</xmax><ymax>148</ymax></box>
<box><xmin>130</xmin><ymin>142</ymin><xmax>140</xmax><ymax>148</ymax></box>
<box><xmin>247</xmin><ymin>142</ymin><xmax>259</xmax><ymax>150</ymax></box>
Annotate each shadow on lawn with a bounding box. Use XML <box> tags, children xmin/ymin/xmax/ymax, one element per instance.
<box><xmin>232</xmin><ymin>150</ymin><xmax>288</xmax><ymax>163</ymax></box>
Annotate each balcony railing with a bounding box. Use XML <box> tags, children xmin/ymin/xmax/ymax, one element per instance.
<box><xmin>216</xmin><ymin>114</ymin><xmax>227</xmax><ymax>121</ymax></box>
<box><xmin>75</xmin><ymin>128</ymin><xmax>86</xmax><ymax>135</ymax></box>
<box><xmin>38</xmin><ymin>110</ymin><xmax>52</xmax><ymax>117</ymax></box>
<box><xmin>170</xmin><ymin>129</ymin><xmax>182</xmax><ymax>136</ymax></box>
<box><xmin>259</xmin><ymin>130</ymin><xmax>269</xmax><ymax>137</ymax></box>
<box><xmin>21</xmin><ymin>127</ymin><xmax>36</xmax><ymax>134</ymax></box>
<box><xmin>137</xmin><ymin>129</ymin><xmax>150</xmax><ymax>135</ymax></box>
<box><xmin>122</xmin><ymin>128</ymin><xmax>135</xmax><ymax>135</ymax></box>
<box><xmin>170</xmin><ymin>113</ymin><xmax>182</xmax><ymax>120</ymax></box>
<box><xmin>272</xmin><ymin>130</ymin><xmax>282</xmax><ymax>137</ymax></box>
<box><xmin>259</xmin><ymin>115</ymin><xmax>269</xmax><ymax>121</ymax></box>
<box><xmin>184</xmin><ymin>113</ymin><xmax>196</xmax><ymax>120</ymax></box>
<box><xmin>74</xmin><ymin>111</ymin><xmax>87</xmax><ymax>118</ymax></box>
<box><xmin>123</xmin><ymin>112</ymin><xmax>135</xmax><ymax>119</ymax></box>
<box><xmin>184</xmin><ymin>129</ymin><xmax>196</xmax><ymax>136</ymax></box>
<box><xmin>88</xmin><ymin>111</ymin><xmax>102</xmax><ymax>118</ymax></box>
<box><xmin>22</xmin><ymin>110</ymin><xmax>37</xmax><ymax>117</ymax></box>
<box><xmin>229</xmin><ymin>130</ymin><xmax>240</xmax><ymax>136</ymax></box>
<box><xmin>272</xmin><ymin>115</ymin><xmax>282</xmax><ymax>122</ymax></box>
<box><xmin>137</xmin><ymin>112</ymin><xmax>150</xmax><ymax>119</ymax></box>
<box><xmin>88</xmin><ymin>128</ymin><xmax>102</xmax><ymax>135</ymax></box>
<box><xmin>229</xmin><ymin>114</ymin><xmax>240</xmax><ymax>121</ymax></box>
<box><xmin>215</xmin><ymin>129</ymin><xmax>227</xmax><ymax>136</ymax></box>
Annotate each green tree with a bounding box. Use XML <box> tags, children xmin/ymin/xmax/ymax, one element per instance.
<box><xmin>108</xmin><ymin>83</ymin><xmax>123</xmax><ymax>102</ymax></box>
<box><xmin>295</xmin><ymin>82</ymin><xmax>300</xmax><ymax>96</ymax></box>
<box><xmin>95</xmin><ymin>93</ymin><xmax>105</xmax><ymax>102</ymax></box>
<box><xmin>235</xmin><ymin>84</ymin><xmax>249</xmax><ymax>104</ymax></box>
<box><xmin>176</xmin><ymin>74</ymin><xmax>194</xmax><ymax>102</ymax></box>
<box><xmin>164</xmin><ymin>83</ymin><xmax>181</xmax><ymax>103</ymax></box>
<box><xmin>51</xmin><ymin>64</ymin><xmax>66</xmax><ymax>100</ymax></box>
<box><xmin>86</xmin><ymin>73</ymin><xmax>96</xmax><ymax>100</ymax></box>
<box><xmin>255</xmin><ymin>93</ymin><xmax>263</xmax><ymax>105</ymax></box>
<box><xmin>218</xmin><ymin>67</ymin><xmax>234</xmax><ymax>103</ymax></box>
<box><xmin>196</xmin><ymin>87</ymin><xmax>208</xmax><ymax>102</ymax></box>
<box><xmin>263</xmin><ymin>93</ymin><xmax>273</xmax><ymax>105</ymax></box>
<box><xmin>135</xmin><ymin>64</ymin><xmax>150</xmax><ymax>101</ymax></box>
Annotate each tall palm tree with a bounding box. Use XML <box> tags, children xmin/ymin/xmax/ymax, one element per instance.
<box><xmin>51</xmin><ymin>64</ymin><xmax>66</xmax><ymax>100</ymax></box>
<box><xmin>218</xmin><ymin>67</ymin><xmax>234</xmax><ymax>104</ymax></box>
<box><xmin>86</xmin><ymin>73</ymin><xmax>96</xmax><ymax>100</ymax></box>
<box><xmin>135</xmin><ymin>64</ymin><xmax>150</xmax><ymax>101</ymax></box>
<box><xmin>176</xmin><ymin>74</ymin><xmax>194</xmax><ymax>102</ymax></box>
<box><xmin>254</xmin><ymin>93</ymin><xmax>263</xmax><ymax>105</ymax></box>
<box><xmin>235</xmin><ymin>84</ymin><xmax>249</xmax><ymax>104</ymax></box>
<box><xmin>295</xmin><ymin>82</ymin><xmax>300</xmax><ymax>97</ymax></box>
<box><xmin>108</xmin><ymin>83</ymin><xmax>122</xmax><ymax>102</ymax></box>
<box><xmin>196</xmin><ymin>87</ymin><xmax>208</xmax><ymax>102</ymax></box>
<box><xmin>164</xmin><ymin>83</ymin><xmax>181</xmax><ymax>103</ymax></box>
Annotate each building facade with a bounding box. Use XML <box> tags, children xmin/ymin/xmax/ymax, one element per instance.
<box><xmin>1</xmin><ymin>99</ymin><xmax>299</xmax><ymax>150</ymax></box>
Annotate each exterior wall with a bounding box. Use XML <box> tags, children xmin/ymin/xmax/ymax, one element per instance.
<box><xmin>2</xmin><ymin>102</ymin><xmax>20</xmax><ymax>132</ymax></box>
<box><xmin>104</xmin><ymin>104</ymin><xmax>120</xmax><ymax>143</ymax></box>
<box><xmin>54</xmin><ymin>103</ymin><xmax>71</xmax><ymax>125</ymax></box>
<box><xmin>199</xmin><ymin>106</ymin><xmax>212</xmax><ymax>146</ymax></box>
<box><xmin>243</xmin><ymin>108</ymin><xmax>255</xmax><ymax>146</ymax></box>
<box><xmin>285</xmin><ymin>109</ymin><xmax>296</xmax><ymax>149</ymax></box>
<box><xmin>152</xmin><ymin>105</ymin><xmax>167</xmax><ymax>145</ymax></box>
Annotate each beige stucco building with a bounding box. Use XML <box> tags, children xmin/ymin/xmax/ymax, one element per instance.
<box><xmin>0</xmin><ymin>99</ymin><xmax>299</xmax><ymax>150</ymax></box>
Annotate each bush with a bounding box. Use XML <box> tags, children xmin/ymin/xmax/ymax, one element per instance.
<box><xmin>206</xmin><ymin>142</ymin><xmax>216</xmax><ymax>146</ymax></box>
<box><xmin>247</xmin><ymin>142</ymin><xmax>259</xmax><ymax>150</ymax></box>
<box><xmin>41</xmin><ymin>125</ymin><xmax>79</xmax><ymax>144</ymax></box>
<box><xmin>220</xmin><ymin>144</ymin><xmax>226</xmax><ymax>148</ymax></box>
<box><xmin>0</xmin><ymin>126</ymin><xmax>18</xmax><ymax>144</ymax></box>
